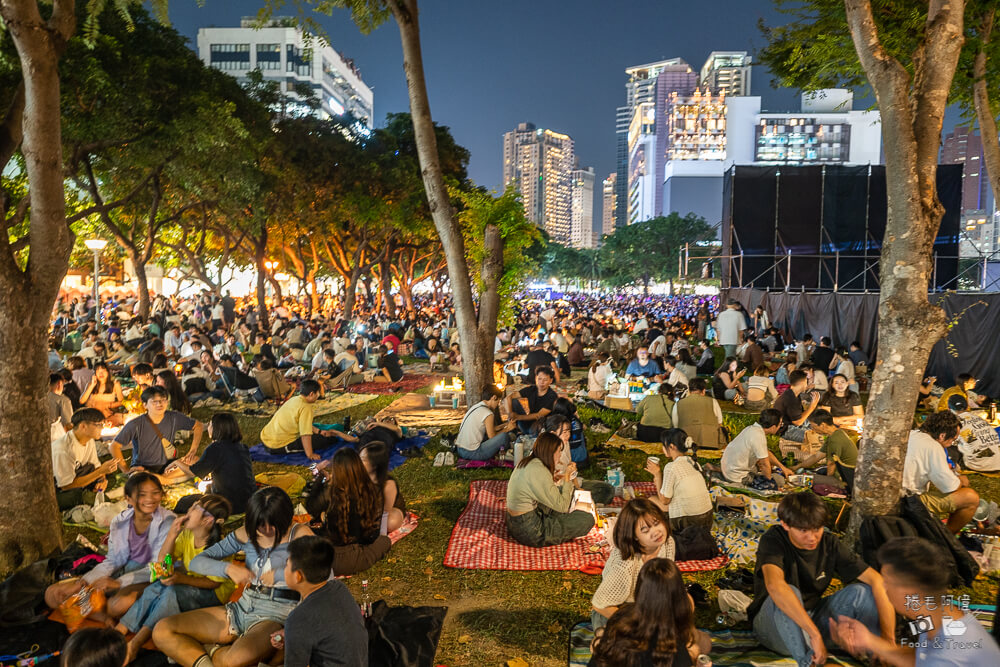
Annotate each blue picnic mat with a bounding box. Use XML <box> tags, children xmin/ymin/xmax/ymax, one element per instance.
<box><xmin>569</xmin><ymin>622</ymin><xmax>863</xmax><ymax>666</ymax></box>
<box><xmin>249</xmin><ymin>432</ymin><xmax>429</xmax><ymax>469</ymax></box>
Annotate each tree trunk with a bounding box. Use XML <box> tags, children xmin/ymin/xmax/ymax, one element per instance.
<box><xmin>843</xmin><ymin>0</ymin><xmax>964</xmax><ymax>538</ymax></box>
<box><xmin>379</xmin><ymin>258</ymin><xmax>396</xmax><ymax>318</ymax></box>
<box><xmin>343</xmin><ymin>274</ymin><xmax>357</xmax><ymax>317</ymax></box>
<box><xmin>972</xmin><ymin>8</ymin><xmax>1000</xmax><ymax>222</ymax></box>
<box><xmin>391</xmin><ymin>0</ymin><xmax>492</xmax><ymax>405</ymax></box>
<box><xmin>255</xmin><ymin>254</ymin><xmax>269</xmax><ymax>330</ymax></box>
<box><xmin>132</xmin><ymin>255</ymin><xmax>151</xmax><ymax>320</ymax></box>
<box><xmin>400</xmin><ymin>282</ymin><xmax>414</xmax><ymax>311</ymax></box>
<box><xmin>0</xmin><ymin>0</ymin><xmax>76</xmax><ymax>573</ymax></box>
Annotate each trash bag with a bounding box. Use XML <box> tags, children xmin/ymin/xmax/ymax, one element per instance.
<box><xmin>366</xmin><ymin>600</ymin><xmax>447</xmax><ymax>667</ymax></box>
<box><xmin>0</xmin><ymin>559</ymin><xmax>57</xmax><ymax>627</ymax></box>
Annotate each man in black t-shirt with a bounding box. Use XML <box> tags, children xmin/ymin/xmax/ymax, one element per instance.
<box><xmin>749</xmin><ymin>492</ymin><xmax>894</xmax><ymax>667</ymax></box>
<box><xmin>773</xmin><ymin>370</ymin><xmax>820</xmax><ymax>443</ymax></box>
<box><xmin>524</xmin><ymin>343</ymin><xmax>559</xmax><ymax>384</ymax></box>
<box><xmin>505</xmin><ymin>366</ymin><xmax>558</xmax><ymax>434</ymax></box>
<box><xmin>375</xmin><ymin>344</ymin><xmax>404</xmax><ymax>383</ymax></box>
<box><xmin>810</xmin><ymin>337</ymin><xmax>836</xmax><ymax>375</ymax></box>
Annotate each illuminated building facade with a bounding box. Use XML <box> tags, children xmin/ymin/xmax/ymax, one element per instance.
<box><xmin>570</xmin><ymin>168</ymin><xmax>596</xmax><ymax>249</ymax></box>
<box><xmin>197</xmin><ymin>17</ymin><xmax>373</xmax><ymax>131</ymax></box>
<box><xmin>942</xmin><ymin>125</ymin><xmax>997</xmax><ymax>255</ymax></box>
<box><xmin>503</xmin><ymin>123</ymin><xmax>577</xmax><ymax>244</ymax></box>
<box><xmin>700</xmin><ymin>51</ymin><xmax>752</xmax><ymax>96</ymax></box>
<box><xmin>667</xmin><ymin>89</ymin><xmax>728</xmax><ymax>161</ymax></box>
<box><xmin>601</xmin><ymin>173</ymin><xmax>617</xmax><ymax>238</ymax></box>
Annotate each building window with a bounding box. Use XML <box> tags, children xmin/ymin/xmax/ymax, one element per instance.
<box><xmin>256</xmin><ymin>43</ymin><xmax>281</xmax><ymax>70</ymax></box>
<box><xmin>210</xmin><ymin>43</ymin><xmax>250</xmax><ymax>70</ymax></box>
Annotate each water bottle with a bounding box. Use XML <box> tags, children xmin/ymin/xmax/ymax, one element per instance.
<box><xmin>360</xmin><ymin>579</ymin><xmax>373</xmax><ymax>618</ymax></box>
<box><xmin>513</xmin><ymin>439</ymin><xmax>524</xmax><ymax>467</ymax></box>
<box><xmin>696</xmin><ymin>655</ymin><xmax>713</xmax><ymax>667</ymax></box>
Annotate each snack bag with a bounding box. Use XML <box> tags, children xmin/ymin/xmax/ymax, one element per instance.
<box><xmin>149</xmin><ymin>553</ymin><xmax>174</xmax><ymax>582</ymax></box>
<box><xmin>59</xmin><ymin>586</ymin><xmax>107</xmax><ymax>631</ymax></box>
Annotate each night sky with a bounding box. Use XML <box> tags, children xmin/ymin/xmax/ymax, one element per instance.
<box><xmin>167</xmin><ymin>1</ymin><xmax>961</xmax><ymax>216</ymax></box>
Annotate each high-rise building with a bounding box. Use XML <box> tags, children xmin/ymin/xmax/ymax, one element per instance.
<box><xmin>570</xmin><ymin>168</ymin><xmax>596</xmax><ymax>249</ymax></box>
<box><xmin>503</xmin><ymin>123</ymin><xmax>576</xmax><ymax>244</ymax></box>
<box><xmin>700</xmin><ymin>51</ymin><xmax>752</xmax><ymax>96</ymax></box>
<box><xmin>197</xmin><ymin>17</ymin><xmax>373</xmax><ymax>132</ymax></box>
<box><xmin>615</xmin><ymin>58</ymin><xmax>696</xmax><ymax>228</ymax></box>
<box><xmin>941</xmin><ymin>124</ymin><xmax>997</xmax><ymax>255</ymax></box>
<box><xmin>601</xmin><ymin>173</ymin><xmax>617</xmax><ymax>238</ymax></box>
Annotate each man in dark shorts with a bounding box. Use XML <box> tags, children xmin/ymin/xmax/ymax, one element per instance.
<box><xmin>110</xmin><ymin>385</ymin><xmax>204</xmax><ymax>474</ymax></box>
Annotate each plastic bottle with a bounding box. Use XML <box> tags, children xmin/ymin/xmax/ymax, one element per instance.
<box><xmin>513</xmin><ymin>439</ymin><xmax>524</xmax><ymax>467</ymax></box>
<box><xmin>696</xmin><ymin>655</ymin><xmax>713</xmax><ymax>666</ymax></box>
<box><xmin>360</xmin><ymin>579</ymin><xmax>373</xmax><ymax>618</ymax></box>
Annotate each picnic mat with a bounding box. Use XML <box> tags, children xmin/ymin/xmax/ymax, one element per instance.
<box><xmin>224</xmin><ymin>391</ymin><xmax>378</xmax><ymax>418</ymax></box>
<box><xmin>390</xmin><ymin>511</ymin><xmax>420</xmax><ymax>545</ymax></box>
<box><xmin>603</xmin><ymin>434</ymin><xmax>724</xmax><ymax>459</ymax></box>
<box><xmin>443</xmin><ymin>480</ymin><xmax>729</xmax><ymax>572</ymax></box>
<box><xmin>249</xmin><ymin>433</ymin><xmax>429</xmax><ymax>470</ymax></box>
<box><xmin>568</xmin><ymin>623</ymin><xmax>864</xmax><ymax>667</ymax></box>
<box><xmin>346</xmin><ymin>374</ymin><xmax>438</xmax><ymax>395</ymax></box>
<box><xmin>375</xmin><ymin>392</ymin><xmax>466</xmax><ymax>427</ymax></box>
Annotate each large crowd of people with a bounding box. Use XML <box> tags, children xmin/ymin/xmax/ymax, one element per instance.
<box><xmin>32</xmin><ymin>288</ymin><xmax>1000</xmax><ymax>666</ymax></box>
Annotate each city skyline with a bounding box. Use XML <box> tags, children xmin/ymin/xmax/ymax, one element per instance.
<box><xmin>165</xmin><ymin>1</ymin><xmax>802</xmax><ymax>198</ymax></box>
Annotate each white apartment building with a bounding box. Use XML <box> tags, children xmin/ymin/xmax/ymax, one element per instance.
<box><xmin>570</xmin><ymin>168</ymin><xmax>596</xmax><ymax>249</ymax></box>
<box><xmin>197</xmin><ymin>17</ymin><xmax>373</xmax><ymax>131</ymax></box>
<box><xmin>503</xmin><ymin>123</ymin><xmax>576</xmax><ymax>244</ymax></box>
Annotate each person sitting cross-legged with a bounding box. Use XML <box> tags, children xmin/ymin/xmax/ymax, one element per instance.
<box><xmin>773</xmin><ymin>369</ymin><xmax>821</xmax><ymax>443</ymax></box>
<box><xmin>505</xmin><ymin>365</ymin><xmax>558</xmax><ymax>435</ymax></box>
<box><xmin>748</xmin><ymin>492</ymin><xmax>896</xmax><ymax>667</ymax></box>
<box><xmin>795</xmin><ymin>409</ymin><xmax>857</xmax><ymax>484</ymax></box>
<box><xmin>903</xmin><ymin>410</ymin><xmax>980</xmax><ymax>534</ymax></box>
<box><xmin>455</xmin><ymin>385</ymin><xmax>517</xmax><ymax>461</ymax></box>
<box><xmin>259</xmin><ymin>380</ymin><xmax>357</xmax><ymax>462</ymax></box>
<box><xmin>52</xmin><ymin>408</ymin><xmax>119</xmax><ymax>510</ymax></box>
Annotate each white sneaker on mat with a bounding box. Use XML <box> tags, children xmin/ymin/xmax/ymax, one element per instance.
<box><xmin>433</xmin><ymin>452</ymin><xmax>446</xmax><ymax>467</ymax></box>
<box><xmin>444</xmin><ymin>452</ymin><xmax>455</xmax><ymax>466</ymax></box>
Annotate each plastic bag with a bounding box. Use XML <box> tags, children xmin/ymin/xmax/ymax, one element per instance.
<box><xmin>717</xmin><ymin>589</ymin><xmax>752</xmax><ymax>622</ymax></box>
<box><xmin>92</xmin><ymin>492</ymin><xmax>127</xmax><ymax>529</ymax></box>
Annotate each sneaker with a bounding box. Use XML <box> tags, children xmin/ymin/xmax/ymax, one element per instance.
<box><xmin>443</xmin><ymin>451</ymin><xmax>455</xmax><ymax>466</ymax></box>
<box><xmin>501</xmin><ymin>450</ymin><xmax>516</xmax><ymax>463</ymax></box>
<box><xmin>433</xmin><ymin>452</ymin><xmax>446</xmax><ymax>467</ymax></box>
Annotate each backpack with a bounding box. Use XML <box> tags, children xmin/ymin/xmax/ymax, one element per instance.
<box><xmin>859</xmin><ymin>514</ymin><xmax>919</xmax><ymax>571</ymax></box>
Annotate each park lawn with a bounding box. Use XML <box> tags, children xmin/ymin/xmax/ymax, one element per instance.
<box><xmin>55</xmin><ymin>390</ymin><xmax>1000</xmax><ymax>667</ymax></box>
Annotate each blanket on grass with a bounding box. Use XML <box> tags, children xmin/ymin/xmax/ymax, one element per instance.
<box><xmin>249</xmin><ymin>433</ymin><xmax>429</xmax><ymax>470</ymax></box>
<box><xmin>226</xmin><ymin>391</ymin><xmax>378</xmax><ymax>418</ymax></box>
<box><xmin>443</xmin><ymin>480</ymin><xmax>728</xmax><ymax>572</ymax></box>
<box><xmin>346</xmin><ymin>375</ymin><xmax>438</xmax><ymax>395</ymax></box>
<box><xmin>568</xmin><ymin>622</ymin><xmax>863</xmax><ymax>667</ymax></box>
<box><xmin>375</xmin><ymin>392</ymin><xmax>466</xmax><ymax>427</ymax></box>
<box><xmin>603</xmin><ymin>434</ymin><xmax>724</xmax><ymax>459</ymax></box>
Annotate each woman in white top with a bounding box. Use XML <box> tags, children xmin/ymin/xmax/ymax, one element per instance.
<box><xmin>591</xmin><ymin>499</ymin><xmax>675</xmax><ymax>631</ymax></box>
<box><xmin>744</xmin><ymin>365</ymin><xmax>778</xmax><ymax>411</ymax></box>
<box><xmin>587</xmin><ymin>352</ymin><xmax>614</xmax><ymax>399</ymax></box>
<box><xmin>647</xmin><ymin>429</ymin><xmax>714</xmax><ymax>531</ymax></box>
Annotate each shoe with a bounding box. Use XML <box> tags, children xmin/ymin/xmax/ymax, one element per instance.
<box><xmin>501</xmin><ymin>450</ymin><xmax>516</xmax><ymax>463</ymax></box>
<box><xmin>443</xmin><ymin>452</ymin><xmax>455</xmax><ymax>466</ymax></box>
<box><xmin>433</xmin><ymin>452</ymin><xmax>446</xmax><ymax>467</ymax></box>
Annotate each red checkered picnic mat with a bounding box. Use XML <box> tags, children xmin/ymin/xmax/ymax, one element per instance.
<box><xmin>443</xmin><ymin>480</ymin><xmax>729</xmax><ymax>572</ymax></box>
<box><xmin>345</xmin><ymin>374</ymin><xmax>438</xmax><ymax>395</ymax></box>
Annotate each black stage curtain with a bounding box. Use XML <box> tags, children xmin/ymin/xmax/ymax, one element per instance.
<box><xmin>725</xmin><ymin>289</ymin><xmax>1000</xmax><ymax>397</ymax></box>
<box><xmin>776</xmin><ymin>167</ymin><xmax>823</xmax><ymax>290</ymax></box>
<box><xmin>821</xmin><ymin>165</ymin><xmax>870</xmax><ymax>290</ymax></box>
<box><xmin>733</xmin><ymin>166</ymin><xmax>778</xmax><ymax>289</ymax></box>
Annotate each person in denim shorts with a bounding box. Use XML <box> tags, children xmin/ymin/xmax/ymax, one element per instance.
<box><xmin>153</xmin><ymin>487</ymin><xmax>314</xmax><ymax>667</ymax></box>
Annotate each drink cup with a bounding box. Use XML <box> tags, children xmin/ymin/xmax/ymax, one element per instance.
<box><xmin>647</xmin><ymin>456</ymin><xmax>660</xmax><ymax>467</ymax></box>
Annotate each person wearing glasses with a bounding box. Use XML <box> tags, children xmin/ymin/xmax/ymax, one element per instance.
<box><xmin>110</xmin><ymin>385</ymin><xmax>204</xmax><ymax>474</ymax></box>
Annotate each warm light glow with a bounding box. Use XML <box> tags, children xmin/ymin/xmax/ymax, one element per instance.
<box><xmin>274</xmin><ymin>272</ymin><xmax>289</xmax><ymax>281</ymax></box>
<box><xmin>84</xmin><ymin>238</ymin><xmax>109</xmax><ymax>251</ymax></box>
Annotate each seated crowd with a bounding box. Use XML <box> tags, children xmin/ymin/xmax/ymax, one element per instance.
<box><xmin>40</xmin><ymin>290</ymin><xmax>1000</xmax><ymax>666</ymax></box>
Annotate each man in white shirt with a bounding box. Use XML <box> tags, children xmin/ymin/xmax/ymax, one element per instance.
<box><xmin>716</xmin><ymin>300</ymin><xmax>747</xmax><ymax>358</ymax></box>
<box><xmin>662</xmin><ymin>356</ymin><xmax>690</xmax><ymax>392</ymax></box>
<box><xmin>52</xmin><ymin>408</ymin><xmax>118</xmax><ymax>509</ymax></box>
<box><xmin>331</xmin><ymin>345</ymin><xmax>365</xmax><ymax>387</ymax></box>
<box><xmin>720</xmin><ymin>409</ymin><xmax>791</xmax><ymax>485</ymax></box>
<box><xmin>902</xmin><ymin>411</ymin><xmax>980</xmax><ymax>534</ymax></box>
<box><xmin>164</xmin><ymin>325</ymin><xmax>183</xmax><ymax>357</ymax></box>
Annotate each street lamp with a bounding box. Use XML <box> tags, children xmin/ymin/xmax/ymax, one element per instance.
<box><xmin>83</xmin><ymin>238</ymin><xmax>108</xmax><ymax>329</ymax></box>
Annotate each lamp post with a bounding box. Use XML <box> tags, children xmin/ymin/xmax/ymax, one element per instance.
<box><xmin>83</xmin><ymin>238</ymin><xmax>108</xmax><ymax>329</ymax></box>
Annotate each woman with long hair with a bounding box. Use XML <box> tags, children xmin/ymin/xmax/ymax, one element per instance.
<box><xmin>744</xmin><ymin>365</ymin><xmax>778</xmax><ymax>412</ymax></box>
<box><xmin>307</xmin><ymin>447</ymin><xmax>391</xmax><ymax>575</ymax></box>
<box><xmin>153</xmin><ymin>487</ymin><xmax>313</xmax><ymax>667</ymax></box>
<box><xmin>591</xmin><ymin>499</ymin><xmax>675</xmax><ymax>631</ymax></box>
<box><xmin>587</xmin><ymin>352</ymin><xmax>614</xmax><ymax>399</ymax></box>
<box><xmin>590</xmin><ymin>558</ymin><xmax>711</xmax><ymax>666</ymax></box>
<box><xmin>506</xmin><ymin>432</ymin><xmax>595</xmax><ymax>547</ymax></box>
<box><xmin>359</xmin><ymin>440</ymin><xmax>406</xmax><ymax>533</ymax></box>
<box><xmin>819</xmin><ymin>372</ymin><xmax>864</xmax><ymax>428</ymax></box>
<box><xmin>712</xmin><ymin>356</ymin><xmax>745</xmax><ymax>401</ymax></box>
<box><xmin>81</xmin><ymin>362</ymin><xmax>125</xmax><ymax>423</ymax></box>
<box><xmin>156</xmin><ymin>369</ymin><xmax>192</xmax><ymax>415</ymax></box>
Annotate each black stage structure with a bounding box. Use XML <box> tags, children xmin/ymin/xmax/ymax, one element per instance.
<box><xmin>718</xmin><ymin>164</ymin><xmax>1000</xmax><ymax>396</ymax></box>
